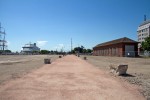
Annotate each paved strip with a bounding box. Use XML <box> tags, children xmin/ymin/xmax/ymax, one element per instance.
<box><xmin>0</xmin><ymin>55</ymin><xmax>144</xmax><ymax>100</ymax></box>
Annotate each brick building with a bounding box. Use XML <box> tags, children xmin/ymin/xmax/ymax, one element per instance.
<box><xmin>93</xmin><ymin>37</ymin><xmax>138</xmax><ymax>57</ymax></box>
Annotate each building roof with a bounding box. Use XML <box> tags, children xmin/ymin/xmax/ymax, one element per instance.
<box><xmin>139</xmin><ymin>20</ymin><xmax>150</xmax><ymax>27</ymax></box>
<box><xmin>22</xmin><ymin>43</ymin><xmax>39</xmax><ymax>48</ymax></box>
<box><xmin>94</xmin><ymin>37</ymin><xmax>138</xmax><ymax>48</ymax></box>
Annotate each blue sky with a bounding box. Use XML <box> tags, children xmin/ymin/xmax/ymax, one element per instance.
<box><xmin>0</xmin><ymin>0</ymin><xmax>150</xmax><ymax>52</ymax></box>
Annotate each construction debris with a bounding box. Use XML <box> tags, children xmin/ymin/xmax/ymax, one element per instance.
<box><xmin>44</xmin><ymin>59</ymin><xmax>51</xmax><ymax>64</ymax></box>
<box><xmin>109</xmin><ymin>64</ymin><xmax>128</xmax><ymax>75</ymax></box>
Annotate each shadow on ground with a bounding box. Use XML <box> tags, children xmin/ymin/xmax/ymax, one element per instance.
<box><xmin>121</xmin><ymin>74</ymin><xmax>136</xmax><ymax>77</ymax></box>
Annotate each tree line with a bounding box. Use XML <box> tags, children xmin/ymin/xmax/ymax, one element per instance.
<box><xmin>71</xmin><ymin>46</ymin><xmax>92</xmax><ymax>54</ymax></box>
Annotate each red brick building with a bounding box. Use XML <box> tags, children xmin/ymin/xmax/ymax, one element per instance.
<box><xmin>93</xmin><ymin>37</ymin><xmax>138</xmax><ymax>57</ymax></box>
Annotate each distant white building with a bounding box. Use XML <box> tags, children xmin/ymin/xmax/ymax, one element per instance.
<box><xmin>22</xmin><ymin>43</ymin><xmax>40</xmax><ymax>54</ymax></box>
<box><xmin>137</xmin><ymin>18</ymin><xmax>150</xmax><ymax>51</ymax></box>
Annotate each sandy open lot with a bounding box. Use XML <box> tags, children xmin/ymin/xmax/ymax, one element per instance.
<box><xmin>81</xmin><ymin>55</ymin><xmax>150</xmax><ymax>99</ymax></box>
<box><xmin>0</xmin><ymin>55</ymin><xmax>149</xmax><ymax>99</ymax></box>
<box><xmin>0</xmin><ymin>55</ymin><xmax>144</xmax><ymax>100</ymax></box>
<box><xmin>0</xmin><ymin>55</ymin><xmax>58</xmax><ymax>84</ymax></box>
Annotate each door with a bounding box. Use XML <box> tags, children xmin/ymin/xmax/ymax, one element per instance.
<box><xmin>125</xmin><ymin>45</ymin><xmax>135</xmax><ymax>57</ymax></box>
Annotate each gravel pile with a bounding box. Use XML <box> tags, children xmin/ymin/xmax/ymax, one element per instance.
<box><xmin>120</xmin><ymin>73</ymin><xmax>150</xmax><ymax>100</ymax></box>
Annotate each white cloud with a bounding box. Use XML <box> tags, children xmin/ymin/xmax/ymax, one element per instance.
<box><xmin>53</xmin><ymin>44</ymin><xmax>64</xmax><ymax>51</ymax></box>
<box><xmin>6</xmin><ymin>41</ymin><xmax>10</xmax><ymax>46</ymax></box>
<box><xmin>37</xmin><ymin>41</ymin><xmax>48</xmax><ymax>47</ymax></box>
<box><xmin>58</xmin><ymin>44</ymin><xmax>64</xmax><ymax>48</ymax></box>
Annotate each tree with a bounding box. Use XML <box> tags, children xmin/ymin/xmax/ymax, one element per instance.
<box><xmin>83</xmin><ymin>49</ymin><xmax>87</xmax><ymax>53</ymax></box>
<box><xmin>5</xmin><ymin>50</ymin><xmax>12</xmax><ymax>53</ymax></box>
<box><xmin>74</xmin><ymin>46</ymin><xmax>83</xmax><ymax>53</ymax></box>
<box><xmin>40</xmin><ymin>50</ymin><xmax>50</xmax><ymax>54</ymax></box>
<box><xmin>86</xmin><ymin>49</ymin><xmax>92</xmax><ymax>53</ymax></box>
<box><xmin>0</xmin><ymin>50</ymin><xmax>11</xmax><ymax>54</ymax></box>
<box><xmin>71</xmin><ymin>50</ymin><xmax>75</xmax><ymax>53</ymax></box>
<box><xmin>72</xmin><ymin>46</ymin><xmax>92</xmax><ymax>54</ymax></box>
<box><xmin>141</xmin><ymin>37</ymin><xmax>150</xmax><ymax>51</ymax></box>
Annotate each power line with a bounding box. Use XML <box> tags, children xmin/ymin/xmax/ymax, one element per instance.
<box><xmin>0</xmin><ymin>22</ymin><xmax>7</xmax><ymax>52</ymax></box>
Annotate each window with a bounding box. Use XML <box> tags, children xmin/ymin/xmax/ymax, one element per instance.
<box><xmin>146</xmin><ymin>33</ymin><xmax>148</xmax><ymax>36</ymax></box>
<box><xmin>139</xmin><ymin>30</ymin><xmax>141</xmax><ymax>33</ymax></box>
<box><xmin>146</xmin><ymin>28</ymin><xmax>148</xmax><ymax>31</ymax></box>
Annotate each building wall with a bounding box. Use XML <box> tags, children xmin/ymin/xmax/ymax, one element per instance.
<box><xmin>137</xmin><ymin>22</ymin><xmax>150</xmax><ymax>50</ymax></box>
<box><xmin>149</xmin><ymin>26</ymin><xmax>150</xmax><ymax>37</ymax></box>
<box><xmin>22</xmin><ymin>43</ymin><xmax>40</xmax><ymax>53</ymax></box>
<box><xmin>93</xmin><ymin>43</ymin><xmax>123</xmax><ymax>57</ymax></box>
<box><xmin>93</xmin><ymin>43</ymin><xmax>138</xmax><ymax>57</ymax></box>
<box><xmin>137</xmin><ymin>22</ymin><xmax>150</xmax><ymax>42</ymax></box>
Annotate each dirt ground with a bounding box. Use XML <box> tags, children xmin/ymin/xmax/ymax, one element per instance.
<box><xmin>0</xmin><ymin>55</ymin><xmax>144</xmax><ymax>100</ymax></box>
<box><xmin>80</xmin><ymin>55</ymin><xmax>150</xmax><ymax>100</ymax></box>
<box><xmin>0</xmin><ymin>55</ymin><xmax>58</xmax><ymax>84</ymax></box>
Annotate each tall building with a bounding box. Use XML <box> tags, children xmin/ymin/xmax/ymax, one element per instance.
<box><xmin>22</xmin><ymin>43</ymin><xmax>40</xmax><ymax>54</ymax></box>
<box><xmin>137</xmin><ymin>18</ymin><xmax>150</xmax><ymax>50</ymax></box>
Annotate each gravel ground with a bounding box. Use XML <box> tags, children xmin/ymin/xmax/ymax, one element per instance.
<box><xmin>0</xmin><ymin>55</ymin><xmax>58</xmax><ymax>84</ymax></box>
<box><xmin>80</xmin><ymin>55</ymin><xmax>150</xmax><ymax>100</ymax></box>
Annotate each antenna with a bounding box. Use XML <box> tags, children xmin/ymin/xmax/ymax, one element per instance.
<box><xmin>144</xmin><ymin>15</ymin><xmax>146</xmax><ymax>21</ymax></box>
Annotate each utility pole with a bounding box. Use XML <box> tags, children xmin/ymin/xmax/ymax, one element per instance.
<box><xmin>2</xmin><ymin>30</ymin><xmax>5</xmax><ymax>51</ymax></box>
<box><xmin>71</xmin><ymin>38</ymin><xmax>72</xmax><ymax>52</ymax></box>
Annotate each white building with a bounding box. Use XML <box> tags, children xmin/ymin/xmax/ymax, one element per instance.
<box><xmin>137</xmin><ymin>20</ymin><xmax>150</xmax><ymax>50</ymax></box>
<box><xmin>22</xmin><ymin>43</ymin><xmax>40</xmax><ymax>54</ymax></box>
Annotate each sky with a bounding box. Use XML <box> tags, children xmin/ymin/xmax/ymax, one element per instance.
<box><xmin>0</xmin><ymin>0</ymin><xmax>150</xmax><ymax>52</ymax></box>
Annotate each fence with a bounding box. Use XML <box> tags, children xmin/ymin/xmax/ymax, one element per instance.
<box><xmin>93</xmin><ymin>50</ymin><xmax>150</xmax><ymax>57</ymax></box>
<box><xmin>139</xmin><ymin>51</ymin><xmax>150</xmax><ymax>57</ymax></box>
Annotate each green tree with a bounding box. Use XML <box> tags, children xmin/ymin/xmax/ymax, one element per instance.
<box><xmin>73</xmin><ymin>46</ymin><xmax>92</xmax><ymax>53</ymax></box>
<box><xmin>71</xmin><ymin>50</ymin><xmax>75</xmax><ymax>53</ymax></box>
<box><xmin>73</xmin><ymin>47</ymin><xmax>83</xmax><ymax>53</ymax></box>
<box><xmin>86</xmin><ymin>49</ymin><xmax>92</xmax><ymax>53</ymax></box>
<box><xmin>0</xmin><ymin>50</ymin><xmax>11</xmax><ymax>54</ymax></box>
<box><xmin>5</xmin><ymin>50</ymin><xmax>12</xmax><ymax>53</ymax></box>
<box><xmin>83</xmin><ymin>49</ymin><xmax>87</xmax><ymax>53</ymax></box>
<box><xmin>40</xmin><ymin>50</ymin><xmax>50</xmax><ymax>54</ymax></box>
<box><xmin>141</xmin><ymin>37</ymin><xmax>150</xmax><ymax>51</ymax></box>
